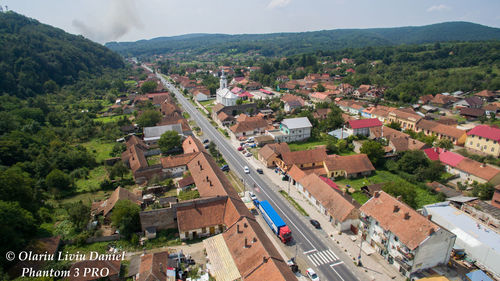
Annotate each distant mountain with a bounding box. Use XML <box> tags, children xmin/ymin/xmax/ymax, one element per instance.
<box><xmin>0</xmin><ymin>12</ymin><xmax>124</xmax><ymax>98</ymax></box>
<box><xmin>106</xmin><ymin>22</ymin><xmax>500</xmax><ymax>57</ymax></box>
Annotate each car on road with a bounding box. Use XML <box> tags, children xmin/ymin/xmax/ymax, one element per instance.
<box><xmin>306</xmin><ymin>268</ymin><xmax>320</xmax><ymax>281</ymax></box>
<box><xmin>244</xmin><ymin>166</ymin><xmax>250</xmax><ymax>174</ymax></box>
<box><xmin>237</xmin><ymin>146</ymin><xmax>244</xmax><ymax>151</ymax></box>
<box><xmin>287</xmin><ymin>258</ymin><xmax>299</xmax><ymax>273</ymax></box>
<box><xmin>221</xmin><ymin>165</ymin><xmax>230</xmax><ymax>172</ymax></box>
<box><xmin>245</xmin><ymin>152</ymin><xmax>252</xmax><ymax>157</ymax></box>
<box><xmin>203</xmin><ymin>139</ymin><xmax>209</xmax><ymax>144</ymax></box>
<box><xmin>309</xmin><ymin>219</ymin><xmax>321</xmax><ymax>229</ymax></box>
<box><xmin>249</xmin><ymin>191</ymin><xmax>257</xmax><ymax>201</ymax></box>
<box><xmin>240</xmin><ymin>142</ymin><xmax>246</xmax><ymax>146</ymax></box>
<box><xmin>204</xmin><ymin>144</ymin><xmax>209</xmax><ymax>149</ymax></box>
<box><xmin>256</xmin><ymin>168</ymin><xmax>263</xmax><ymax>174</ymax></box>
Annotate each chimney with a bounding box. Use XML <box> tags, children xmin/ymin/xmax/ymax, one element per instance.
<box><xmin>393</xmin><ymin>205</ymin><xmax>400</xmax><ymax>213</ymax></box>
<box><xmin>404</xmin><ymin>212</ymin><xmax>410</xmax><ymax>220</ymax></box>
<box><xmin>262</xmin><ymin>257</ymin><xmax>268</xmax><ymax>263</ymax></box>
<box><xmin>374</xmin><ymin>191</ymin><xmax>380</xmax><ymax>198</ymax></box>
<box><xmin>481</xmin><ymin>163</ymin><xmax>486</xmax><ymax>168</ymax></box>
<box><xmin>206</xmin><ymin>176</ymin><xmax>209</xmax><ymax>181</ymax></box>
<box><xmin>427</xmin><ymin>214</ymin><xmax>432</xmax><ymax>221</ymax></box>
<box><xmin>396</xmin><ymin>195</ymin><xmax>402</xmax><ymax>201</ymax></box>
<box><xmin>237</xmin><ymin>224</ymin><xmax>241</xmax><ymax>233</ymax></box>
<box><xmin>429</xmin><ymin>228</ymin><xmax>435</xmax><ymax>235</ymax></box>
<box><xmin>252</xmin><ymin>237</ymin><xmax>257</xmax><ymax>243</ymax></box>
<box><xmin>200</xmin><ymin>164</ymin><xmax>203</xmax><ymax>170</ymax></box>
<box><xmin>244</xmin><ymin>237</ymin><xmax>249</xmax><ymax>248</ymax></box>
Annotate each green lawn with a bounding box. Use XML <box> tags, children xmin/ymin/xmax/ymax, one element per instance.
<box><xmin>337</xmin><ymin>170</ymin><xmax>440</xmax><ymax>208</ymax></box>
<box><xmin>226</xmin><ymin>171</ymin><xmax>245</xmax><ymax>193</ymax></box>
<box><xmin>147</xmin><ymin>155</ymin><xmax>161</xmax><ymax>166</ymax></box>
<box><xmin>75</xmin><ymin>166</ymin><xmax>108</xmax><ymax>193</ymax></box>
<box><xmin>81</xmin><ymin>139</ymin><xmax>116</xmax><ymax>162</ymax></box>
<box><xmin>351</xmin><ymin>192</ymin><xmax>369</xmax><ymax>205</ymax></box>
<box><xmin>288</xmin><ymin>140</ymin><xmax>328</xmax><ymax>151</ymax></box>
<box><xmin>60</xmin><ymin>190</ymin><xmax>111</xmax><ymax>205</ymax></box>
<box><xmin>94</xmin><ymin>115</ymin><xmax>128</xmax><ymax>124</ymax></box>
<box><xmin>279</xmin><ymin>190</ymin><xmax>309</xmax><ymax>216</ymax></box>
<box><xmin>199</xmin><ymin>100</ymin><xmax>214</xmax><ymax>107</ymax></box>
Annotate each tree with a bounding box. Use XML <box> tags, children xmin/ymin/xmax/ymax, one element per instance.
<box><xmin>0</xmin><ymin>166</ymin><xmax>35</xmax><ymax>210</ymax></box>
<box><xmin>236</xmin><ymin>99</ymin><xmax>243</xmax><ymax>105</ymax></box>
<box><xmin>67</xmin><ymin>201</ymin><xmax>90</xmax><ymax>231</ymax></box>
<box><xmin>471</xmin><ymin>182</ymin><xmax>494</xmax><ymax>200</ymax></box>
<box><xmin>398</xmin><ymin>150</ymin><xmax>429</xmax><ymax>174</ymax></box>
<box><xmin>382</xmin><ymin>182</ymin><xmax>417</xmax><ymax>209</ymax></box>
<box><xmin>436</xmin><ymin>138</ymin><xmax>454</xmax><ymax>150</ymax></box>
<box><xmin>0</xmin><ymin>201</ymin><xmax>36</xmax><ymax>267</ymax></box>
<box><xmin>416</xmin><ymin>160</ymin><xmax>445</xmax><ymax>182</ymax></box>
<box><xmin>136</xmin><ymin>110</ymin><xmax>161</xmax><ymax>127</ymax></box>
<box><xmin>109</xmin><ymin>161</ymin><xmax>128</xmax><ymax>180</ymax></box>
<box><xmin>315</xmin><ymin>83</ymin><xmax>325</xmax><ymax>92</ymax></box>
<box><xmin>140</xmin><ymin>81</ymin><xmax>157</xmax><ymax>94</ymax></box>
<box><xmin>360</xmin><ymin>141</ymin><xmax>384</xmax><ymax>167</ymax></box>
<box><xmin>110</xmin><ymin>200</ymin><xmax>141</xmax><ymax>238</ymax></box>
<box><xmin>46</xmin><ymin>169</ymin><xmax>72</xmax><ymax>191</ymax></box>
<box><xmin>158</xmin><ymin>130</ymin><xmax>182</xmax><ymax>154</ymax></box>
<box><xmin>387</xmin><ymin>122</ymin><xmax>401</xmax><ymax>131</ymax></box>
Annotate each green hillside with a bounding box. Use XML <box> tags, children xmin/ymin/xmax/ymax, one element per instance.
<box><xmin>106</xmin><ymin>22</ymin><xmax>500</xmax><ymax>57</ymax></box>
<box><xmin>0</xmin><ymin>12</ymin><xmax>124</xmax><ymax>98</ymax></box>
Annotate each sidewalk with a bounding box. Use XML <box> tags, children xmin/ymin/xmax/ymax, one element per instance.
<box><xmin>227</xmin><ymin>135</ymin><xmax>405</xmax><ymax>281</ymax></box>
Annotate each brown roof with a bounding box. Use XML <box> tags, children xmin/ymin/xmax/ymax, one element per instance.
<box><xmin>223</xmin><ymin>217</ymin><xmax>297</xmax><ymax>281</ymax></box>
<box><xmin>416</xmin><ymin>119</ymin><xmax>465</xmax><ymax>139</ymax></box>
<box><xmin>127</xmin><ymin>144</ymin><xmax>148</xmax><ymax>173</ymax></box>
<box><xmin>161</xmin><ymin>102</ymin><xmax>181</xmax><ymax>116</ymax></box>
<box><xmin>177</xmin><ymin>197</ymin><xmax>227</xmax><ymax>232</ymax></box>
<box><xmin>456</xmin><ymin>158</ymin><xmax>500</xmax><ymax>181</ymax></box>
<box><xmin>182</xmin><ymin>136</ymin><xmax>206</xmax><ymax>153</ymax></box>
<box><xmin>94</xmin><ymin>187</ymin><xmax>141</xmax><ymax>216</ymax></box>
<box><xmin>178</xmin><ymin>175</ymin><xmax>195</xmax><ymax>188</ymax></box>
<box><xmin>126</xmin><ymin>135</ymin><xmax>148</xmax><ymax>150</ymax></box>
<box><xmin>460</xmin><ymin>107</ymin><xmax>485</xmax><ymax>117</ymax></box>
<box><xmin>430</xmin><ymin>94</ymin><xmax>456</xmax><ymax>105</ymax></box>
<box><xmin>259</xmin><ymin>143</ymin><xmax>291</xmax><ymax>161</ymax></box>
<box><xmin>298</xmin><ymin>174</ymin><xmax>359</xmax><ymax>222</ymax></box>
<box><xmin>161</xmin><ymin>152</ymin><xmax>199</xmax><ymax>168</ymax></box>
<box><xmin>474</xmin><ymin>90</ymin><xmax>496</xmax><ymax>98</ymax></box>
<box><xmin>230</xmin><ymin>117</ymin><xmax>268</xmax><ymax>133</ymax></box>
<box><xmin>280</xmin><ymin>94</ymin><xmax>305</xmax><ymax>106</ymax></box>
<box><xmin>360</xmin><ymin>191</ymin><xmax>440</xmax><ymax>250</ymax></box>
<box><xmin>419</xmin><ymin>94</ymin><xmax>434</xmax><ymax>104</ymax></box>
<box><xmin>324</xmin><ymin>154</ymin><xmax>375</xmax><ymax>175</ymax></box>
<box><xmin>390</xmin><ymin>136</ymin><xmax>428</xmax><ymax>152</ymax></box>
<box><xmin>390</xmin><ymin>108</ymin><xmax>422</xmax><ymax>122</ymax></box>
<box><xmin>287</xmin><ymin>165</ymin><xmax>307</xmax><ymax>182</ymax></box>
<box><xmin>217</xmin><ymin>111</ymin><xmax>233</xmax><ymax>122</ymax></box>
<box><xmin>281</xmin><ymin>147</ymin><xmax>327</xmax><ymax>167</ymax></box>
<box><xmin>69</xmin><ymin>260</ymin><xmax>121</xmax><ymax>281</ymax></box>
<box><xmin>313</xmin><ymin>108</ymin><xmax>331</xmax><ymax>119</ymax></box>
<box><xmin>136</xmin><ymin>251</ymin><xmax>169</xmax><ymax>281</ymax></box>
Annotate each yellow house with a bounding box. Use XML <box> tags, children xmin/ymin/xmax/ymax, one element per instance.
<box><xmin>387</xmin><ymin>108</ymin><xmax>422</xmax><ymax>130</ymax></box>
<box><xmin>465</xmin><ymin>125</ymin><xmax>500</xmax><ymax>157</ymax></box>
<box><xmin>415</xmin><ymin>119</ymin><xmax>467</xmax><ymax>146</ymax></box>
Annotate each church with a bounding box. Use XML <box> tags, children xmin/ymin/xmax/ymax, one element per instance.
<box><xmin>216</xmin><ymin>70</ymin><xmax>239</xmax><ymax>106</ymax></box>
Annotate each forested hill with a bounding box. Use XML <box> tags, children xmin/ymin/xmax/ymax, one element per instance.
<box><xmin>106</xmin><ymin>21</ymin><xmax>500</xmax><ymax>57</ymax></box>
<box><xmin>0</xmin><ymin>12</ymin><xmax>124</xmax><ymax>98</ymax></box>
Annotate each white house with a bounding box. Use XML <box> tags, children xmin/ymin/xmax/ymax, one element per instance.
<box><xmin>360</xmin><ymin>191</ymin><xmax>456</xmax><ymax>278</ymax></box>
<box><xmin>216</xmin><ymin>70</ymin><xmax>239</xmax><ymax>106</ymax></box>
<box><xmin>193</xmin><ymin>90</ymin><xmax>209</xmax><ymax>101</ymax></box>
<box><xmin>267</xmin><ymin>117</ymin><xmax>312</xmax><ymax>143</ymax></box>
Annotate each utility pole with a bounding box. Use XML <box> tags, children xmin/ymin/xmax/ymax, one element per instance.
<box><xmin>358</xmin><ymin>235</ymin><xmax>363</xmax><ymax>266</ymax></box>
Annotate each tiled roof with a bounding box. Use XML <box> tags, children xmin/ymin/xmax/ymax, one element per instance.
<box><xmin>439</xmin><ymin>150</ymin><xmax>465</xmax><ymax>167</ymax></box>
<box><xmin>456</xmin><ymin>158</ymin><xmax>500</xmax><ymax>181</ymax></box>
<box><xmin>474</xmin><ymin>89</ymin><xmax>496</xmax><ymax>98</ymax></box>
<box><xmin>360</xmin><ymin>191</ymin><xmax>440</xmax><ymax>250</ymax></box>
<box><xmin>217</xmin><ymin>111</ymin><xmax>233</xmax><ymax>122</ymax></box>
<box><xmin>464</xmin><ymin>96</ymin><xmax>483</xmax><ymax>107</ymax></box>
<box><xmin>230</xmin><ymin>117</ymin><xmax>268</xmax><ymax>133</ymax></box>
<box><xmin>177</xmin><ymin>197</ymin><xmax>227</xmax><ymax>232</ymax></box>
<box><xmin>94</xmin><ymin>187</ymin><xmax>142</xmax><ymax>216</ymax></box>
<box><xmin>136</xmin><ymin>251</ymin><xmax>169</xmax><ymax>281</ymax></box>
<box><xmin>178</xmin><ymin>175</ymin><xmax>195</xmax><ymax>188</ymax></box>
<box><xmin>298</xmin><ymin>174</ymin><xmax>359</xmax><ymax>222</ymax></box>
<box><xmin>324</xmin><ymin>154</ymin><xmax>375</xmax><ymax>175</ymax></box>
<box><xmin>348</xmin><ymin>118</ymin><xmax>382</xmax><ymax>129</ymax></box>
<box><xmin>161</xmin><ymin>152</ymin><xmax>199</xmax><ymax>168</ymax></box>
<box><xmin>416</xmin><ymin>119</ymin><xmax>466</xmax><ymax>139</ymax></box>
<box><xmin>423</xmin><ymin>148</ymin><xmax>440</xmax><ymax>161</ymax></box>
<box><xmin>280</xmin><ymin>94</ymin><xmax>305</xmax><ymax>106</ymax></box>
<box><xmin>466</xmin><ymin>125</ymin><xmax>500</xmax><ymax>141</ymax></box>
<box><xmin>460</xmin><ymin>107</ymin><xmax>485</xmax><ymax>117</ymax></box>
<box><xmin>281</xmin><ymin>147</ymin><xmax>326</xmax><ymax>167</ymax></box>
<box><xmin>182</xmin><ymin>136</ymin><xmax>206</xmax><ymax>153</ymax></box>
<box><xmin>390</xmin><ymin>108</ymin><xmax>422</xmax><ymax>122</ymax></box>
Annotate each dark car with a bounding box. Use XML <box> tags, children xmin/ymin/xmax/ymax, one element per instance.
<box><xmin>256</xmin><ymin>168</ymin><xmax>263</xmax><ymax>174</ymax></box>
<box><xmin>204</xmin><ymin>144</ymin><xmax>209</xmax><ymax>149</ymax></box>
<box><xmin>221</xmin><ymin>165</ymin><xmax>230</xmax><ymax>172</ymax></box>
<box><xmin>310</xmin><ymin>219</ymin><xmax>321</xmax><ymax>229</ymax></box>
<box><xmin>203</xmin><ymin>139</ymin><xmax>209</xmax><ymax>144</ymax></box>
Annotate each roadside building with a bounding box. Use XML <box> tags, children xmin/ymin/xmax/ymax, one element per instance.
<box><xmin>345</xmin><ymin>118</ymin><xmax>383</xmax><ymax>137</ymax></box>
<box><xmin>323</xmin><ymin>154</ymin><xmax>375</xmax><ymax>179</ymax></box>
<box><xmin>267</xmin><ymin>117</ymin><xmax>312</xmax><ymax>143</ymax></box>
<box><xmin>415</xmin><ymin>119</ymin><xmax>466</xmax><ymax>146</ymax></box>
<box><xmin>465</xmin><ymin>125</ymin><xmax>500</xmax><ymax>157</ymax></box>
<box><xmin>257</xmin><ymin>143</ymin><xmax>290</xmax><ymax>168</ymax></box>
<box><xmin>275</xmin><ymin>147</ymin><xmax>327</xmax><ymax>172</ymax></box>
<box><xmin>388</xmin><ymin>108</ymin><xmax>422</xmax><ymax>130</ymax></box>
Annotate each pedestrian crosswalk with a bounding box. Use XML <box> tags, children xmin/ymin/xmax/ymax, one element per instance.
<box><xmin>306</xmin><ymin>249</ymin><xmax>338</xmax><ymax>266</ymax></box>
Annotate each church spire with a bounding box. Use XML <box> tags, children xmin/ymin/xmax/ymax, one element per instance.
<box><xmin>220</xmin><ymin>69</ymin><xmax>227</xmax><ymax>90</ymax></box>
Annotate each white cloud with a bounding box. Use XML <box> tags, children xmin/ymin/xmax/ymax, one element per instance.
<box><xmin>427</xmin><ymin>4</ymin><xmax>451</xmax><ymax>12</ymax></box>
<box><xmin>267</xmin><ymin>0</ymin><xmax>291</xmax><ymax>9</ymax></box>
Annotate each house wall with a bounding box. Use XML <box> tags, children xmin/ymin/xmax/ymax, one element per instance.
<box><xmin>180</xmin><ymin>224</ymin><xmax>225</xmax><ymax>240</ymax></box>
<box><xmin>353</xmin><ymin>127</ymin><xmax>371</xmax><ymax>136</ymax></box>
<box><xmin>162</xmin><ymin>166</ymin><xmax>187</xmax><ymax>178</ymax></box>
<box><xmin>139</xmin><ymin>207</ymin><xmax>177</xmax><ymax>231</ymax></box>
<box><xmin>412</xmin><ymin>229</ymin><xmax>455</xmax><ymax>273</ymax></box>
<box><xmin>465</xmin><ymin>135</ymin><xmax>500</xmax><ymax>157</ymax></box>
<box><xmin>195</xmin><ymin>93</ymin><xmax>208</xmax><ymax>101</ymax></box>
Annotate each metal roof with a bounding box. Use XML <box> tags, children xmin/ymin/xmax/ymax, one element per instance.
<box><xmin>143</xmin><ymin>124</ymin><xmax>183</xmax><ymax>138</ymax></box>
<box><xmin>281</xmin><ymin>117</ymin><xmax>312</xmax><ymax>129</ymax></box>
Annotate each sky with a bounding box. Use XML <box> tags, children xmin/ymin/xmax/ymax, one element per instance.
<box><xmin>3</xmin><ymin>0</ymin><xmax>500</xmax><ymax>44</ymax></box>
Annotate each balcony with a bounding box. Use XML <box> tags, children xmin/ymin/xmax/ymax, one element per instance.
<box><xmin>394</xmin><ymin>256</ymin><xmax>412</xmax><ymax>271</ymax></box>
<box><xmin>397</xmin><ymin>246</ymin><xmax>414</xmax><ymax>260</ymax></box>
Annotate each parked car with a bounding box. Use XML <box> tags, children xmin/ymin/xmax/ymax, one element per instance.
<box><xmin>287</xmin><ymin>258</ymin><xmax>299</xmax><ymax>273</ymax></box>
<box><xmin>237</xmin><ymin>146</ymin><xmax>244</xmax><ymax>151</ymax></box>
<box><xmin>247</xmin><ymin>143</ymin><xmax>257</xmax><ymax>148</ymax></box>
<box><xmin>244</xmin><ymin>166</ymin><xmax>250</xmax><ymax>174</ymax></box>
<box><xmin>256</xmin><ymin>168</ymin><xmax>263</xmax><ymax>174</ymax></box>
<box><xmin>245</xmin><ymin>152</ymin><xmax>252</xmax><ymax>157</ymax></box>
<box><xmin>309</xmin><ymin>219</ymin><xmax>321</xmax><ymax>229</ymax></box>
<box><xmin>203</xmin><ymin>139</ymin><xmax>209</xmax><ymax>144</ymax></box>
<box><xmin>204</xmin><ymin>144</ymin><xmax>209</xmax><ymax>149</ymax></box>
<box><xmin>306</xmin><ymin>268</ymin><xmax>320</xmax><ymax>281</ymax></box>
<box><xmin>221</xmin><ymin>165</ymin><xmax>230</xmax><ymax>172</ymax></box>
<box><xmin>249</xmin><ymin>191</ymin><xmax>257</xmax><ymax>201</ymax></box>
<box><xmin>240</xmin><ymin>142</ymin><xmax>246</xmax><ymax>146</ymax></box>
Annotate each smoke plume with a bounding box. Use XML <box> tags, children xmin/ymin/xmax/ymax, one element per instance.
<box><xmin>72</xmin><ymin>0</ymin><xmax>142</xmax><ymax>43</ymax></box>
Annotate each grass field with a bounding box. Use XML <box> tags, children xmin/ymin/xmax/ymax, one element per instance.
<box><xmin>94</xmin><ymin>115</ymin><xmax>128</xmax><ymax>124</ymax></box>
<box><xmin>82</xmin><ymin>139</ymin><xmax>116</xmax><ymax>162</ymax></box>
<box><xmin>279</xmin><ymin>190</ymin><xmax>309</xmax><ymax>216</ymax></box>
<box><xmin>75</xmin><ymin>166</ymin><xmax>108</xmax><ymax>193</ymax></box>
<box><xmin>226</xmin><ymin>171</ymin><xmax>245</xmax><ymax>193</ymax></box>
<box><xmin>337</xmin><ymin>170</ymin><xmax>440</xmax><ymax>208</ymax></box>
<box><xmin>288</xmin><ymin>140</ymin><xmax>328</xmax><ymax>151</ymax></box>
<box><xmin>60</xmin><ymin>190</ymin><xmax>111</xmax><ymax>205</ymax></box>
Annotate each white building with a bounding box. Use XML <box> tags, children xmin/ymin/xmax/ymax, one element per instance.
<box><xmin>216</xmin><ymin>70</ymin><xmax>239</xmax><ymax>106</ymax></box>
<box><xmin>267</xmin><ymin>117</ymin><xmax>312</xmax><ymax>143</ymax></box>
<box><xmin>360</xmin><ymin>191</ymin><xmax>456</xmax><ymax>278</ymax></box>
<box><xmin>422</xmin><ymin>202</ymin><xmax>500</xmax><ymax>278</ymax></box>
<box><xmin>143</xmin><ymin>124</ymin><xmax>183</xmax><ymax>146</ymax></box>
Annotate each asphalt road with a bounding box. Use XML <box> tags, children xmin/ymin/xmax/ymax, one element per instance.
<box><xmin>154</xmin><ymin>71</ymin><xmax>360</xmax><ymax>281</ymax></box>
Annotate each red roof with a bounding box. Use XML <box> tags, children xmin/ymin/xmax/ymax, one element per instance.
<box><xmin>467</xmin><ymin>125</ymin><xmax>500</xmax><ymax>141</ymax></box>
<box><xmin>238</xmin><ymin>91</ymin><xmax>254</xmax><ymax>98</ymax></box>
<box><xmin>439</xmin><ymin>150</ymin><xmax>464</xmax><ymax>167</ymax></box>
<box><xmin>319</xmin><ymin>176</ymin><xmax>340</xmax><ymax>190</ymax></box>
<box><xmin>423</xmin><ymin>148</ymin><xmax>440</xmax><ymax>161</ymax></box>
<box><xmin>260</xmin><ymin>89</ymin><xmax>272</xmax><ymax>94</ymax></box>
<box><xmin>348</xmin><ymin>118</ymin><xmax>382</xmax><ymax>129</ymax></box>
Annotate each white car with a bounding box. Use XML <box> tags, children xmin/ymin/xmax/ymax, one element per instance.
<box><xmin>249</xmin><ymin>192</ymin><xmax>257</xmax><ymax>201</ymax></box>
<box><xmin>244</xmin><ymin>166</ymin><xmax>250</xmax><ymax>174</ymax></box>
<box><xmin>306</xmin><ymin>268</ymin><xmax>320</xmax><ymax>281</ymax></box>
<box><xmin>245</xmin><ymin>152</ymin><xmax>252</xmax><ymax>157</ymax></box>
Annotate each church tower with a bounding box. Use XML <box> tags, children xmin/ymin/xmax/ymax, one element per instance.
<box><xmin>219</xmin><ymin>69</ymin><xmax>227</xmax><ymax>90</ymax></box>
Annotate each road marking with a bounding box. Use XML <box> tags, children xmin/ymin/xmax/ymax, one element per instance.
<box><xmin>331</xmin><ymin>267</ymin><xmax>346</xmax><ymax>281</ymax></box>
<box><xmin>330</xmin><ymin>261</ymin><xmax>344</xmax><ymax>267</ymax></box>
<box><xmin>303</xmin><ymin>249</ymin><xmax>317</xmax><ymax>255</ymax></box>
<box><xmin>325</xmin><ymin>249</ymin><xmax>338</xmax><ymax>260</ymax></box>
<box><xmin>305</xmin><ymin>249</ymin><xmax>338</xmax><ymax>267</ymax></box>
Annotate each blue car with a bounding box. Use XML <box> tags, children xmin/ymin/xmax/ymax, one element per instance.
<box><xmin>221</xmin><ymin>165</ymin><xmax>230</xmax><ymax>172</ymax></box>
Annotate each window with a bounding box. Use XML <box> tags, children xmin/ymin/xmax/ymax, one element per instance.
<box><xmin>470</xmin><ymin>141</ymin><xmax>473</xmax><ymax>145</ymax></box>
<box><xmin>492</xmin><ymin>147</ymin><xmax>495</xmax><ymax>152</ymax></box>
<box><xmin>477</xmin><ymin>143</ymin><xmax>480</xmax><ymax>148</ymax></box>
<box><xmin>394</xmin><ymin>236</ymin><xmax>398</xmax><ymax>242</ymax></box>
<box><xmin>202</xmin><ymin>227</ymin><xmax>206</xmax><ymax>233</ymax></box>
